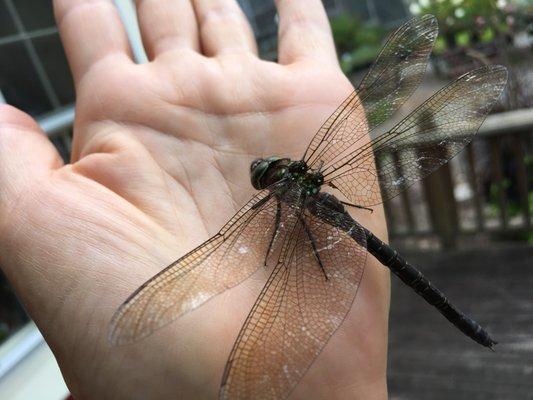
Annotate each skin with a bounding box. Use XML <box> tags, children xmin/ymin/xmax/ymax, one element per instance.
<box><xmin>0</xmin><ymin>0</ymin><xmax>390</xmax><ymax>399</ymax></box>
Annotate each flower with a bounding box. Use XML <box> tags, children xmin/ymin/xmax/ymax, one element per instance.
<box><xmin>454</xmin><ymin>8</ymin><xmax>466</xmax><ymax>18</ymax></box>
<box><xmin>496</xmin><ymin>0</ymin><xmax>507</xmax><ymax>9</ymax></box>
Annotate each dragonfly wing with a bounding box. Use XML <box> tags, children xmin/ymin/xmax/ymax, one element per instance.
<box><xmin>325</xmin><ymin>65</ymin><xmax>508</xmax><ymax>207</ymax></box>
<box><xmin>109</xmin><ymin>189</ymin><xmax>281</xmax><ymax>345</ymax></box>
<box><xmin>303</xmin><ymin>14</ymin><xmax>438</xmax><ymax>169</ymax></box>
<box><xmin>219</xmin><ymin>205</ymin><xmax>367</xmax><ymax>400</ymax></box>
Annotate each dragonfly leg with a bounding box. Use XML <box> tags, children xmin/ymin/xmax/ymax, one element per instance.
<box><xmin>299</xmin><ymin>215</ymin><xmax>328</xmax><ymax>281</ymax></box>
<box><xmin>264</xmin><ymin>199</ymin><xmax>282</xmax><ymax>267</ymax></box>
<box><xmin>340</xmin><ymin>201</ymin><xmax>373</xmax><ymax>213</ymax></box>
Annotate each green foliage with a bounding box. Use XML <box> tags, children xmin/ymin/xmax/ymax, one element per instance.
<box><xmin>356</xmin><ymin>24</ymin><xmax>386</xmax><ymax>46</ymax></box>
<box><xmin>434</xmin><ymin>36</ymin><xmax>447</xmax><ymax>53</ymax></box>
<box><xmin>330</xmin><ymin>14</ymin><xmax>361</xmax><ymax>56</ymax></box>
<box><xmin>480</xmin><ymin>27</ymin><xmax>495</xmax><ymax>41</ymax></box>
<box><xmin>340</xmin><ymin>45</ymin><xmax>382</xmax><ymax>74</ymax></box>
<box><xmin>330</xmin><ymin>14</ymin><xmax>386</xmax><ymax>74</ymax></box>
<box><xmin>487</xmin><ymin>178</ymin><xmax>524</xmax><ymax>218</ymax></box>
<box><xmin>456</xmin><ymin>31</ymin><xmax>471</xmax><ymax>46</ymax></box>
<box><xmin>412</xmin><ymin>0</ymin><xmax>501</xmax><ymax>29</ymax></box>
<box><xmin>408</xmin><ymin>0</ymin><xmax>522</xmax><ymax>51</ymax></box>
<box><xmin>487</xmin><ymin>178</ymin><xmax>511</xmax><ymax>217</ymax></box>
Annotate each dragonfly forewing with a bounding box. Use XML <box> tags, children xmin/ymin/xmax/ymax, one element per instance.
<box><xmin>304</xmin><ymin>14</ymin><xmax>438</xmax><ymax>170</ymax></box>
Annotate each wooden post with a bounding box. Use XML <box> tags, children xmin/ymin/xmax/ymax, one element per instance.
<box><xmin>466</xmin><ymin>144</ymin><xmax>485</xmax><ymax>231</ymax></box>
<box><xmin>392</xmin><ymin>150</ymin><xmax>416</xmax><ymax>234</ymax></box>
<box><xmin>416</xmin><ymin>109</ymin><xmax>459</xmax><ymax>249</ymax></box>
<box><xmin>422</xmin><ymin>153</ymin><xmax>459</xmax><ymax>249</ymax></box>
<box><xmin>377</xmin><ymin>154</ymin><xmax>397</xmax><ymax>236</ymax></box>
<box><xmin>512</xmin><ymin>134</ymin><xmax>530</xmax><ymax>229</ymax></box>
<box><xmin>490</xmin><ymin>136</ymin><xmax>508</xmax><ymax>229</ymax></box>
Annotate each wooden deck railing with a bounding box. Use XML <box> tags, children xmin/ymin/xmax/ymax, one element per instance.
<box><xmin>384</xmin><ymin>108</ymin><xmax>533</xmax><ymax>248</ymax></box>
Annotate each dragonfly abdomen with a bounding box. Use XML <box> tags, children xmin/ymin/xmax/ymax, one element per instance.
<box><xmin>304</xmin><ymin>194</ymin><xmax>496</xmax><ymax>349</ymax></box>
<box><xmin>363</xmin><ymin>230</ymin><xmax>497</xmax><ymax>350</ymax></box>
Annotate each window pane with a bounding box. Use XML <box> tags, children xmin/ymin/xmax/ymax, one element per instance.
<box><xmin>32</xmin><ymin>33</ymin><xmax>75</xmax><ymax>106</ymax></box>
<box><xmin>14</xmin><ymin>0</ymin><xmax>55</xmax><ymax>30</ymax></box>
<box><xmin>50</xmin><ymin>129</ymin><xmax>73</xmax><ymax>162</ymax></box>
<box><xmin>0</xmin><ymin>41</ymin><xmax>52</xmax><ymax>115</ymax></box>
<box><xmin>0</xmin><ymin>2</ymin><xmax>17</xmax><ymax>37</ymax></box>
<box><xmin>344</xmin><ymin>1</ymin><xmax>371</xmax><ymax>21</ymax></box>
<box><xmin>373</xmin><ymin>0</ymin><xmax>407</xmax><ymax>24</ymax></box>
<box><xmin>255</xmin><ymin>8</ymin><xmax>277</xmax><ymax>38</ymax></box>
<box><xmin>247</xmin><ymin>0</ymin><xmax>275</xmax><ymax>14</ymax></box>
<box><xmin>0</xmin><ymin>271</ymin><xmax>29</xmax><ymax>345</ymax></box>
<box><xmin>322</xmin><ymin>0</ymin><xmax>337</xmax><ymax>11</ymax></box>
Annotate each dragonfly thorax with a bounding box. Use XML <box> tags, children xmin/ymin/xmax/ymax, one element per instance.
<box><xmin>250</xmin><ymin>157</ymin><xmax>324</xmax><ymax>195</ymax></box>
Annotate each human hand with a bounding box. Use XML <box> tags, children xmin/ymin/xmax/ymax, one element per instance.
<box><xmin>0</xmin><ymin>0</ymin><xmax>389</xmax><ymax>398</ymax></box>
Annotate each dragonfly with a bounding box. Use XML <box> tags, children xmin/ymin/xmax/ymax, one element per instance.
<box><xmin>109</xmin><ymin>14</ymin><xmax>507</xmax><ymax>400</ymax></box>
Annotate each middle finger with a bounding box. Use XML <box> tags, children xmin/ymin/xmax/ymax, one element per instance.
<box><xmin>135</xmin><ymin>0</ymin><xmax>200</xmax><ymax>59</ymax></box>
<box><xmin>192</xmin><ymin>0</ymin><xmax>258</xmax><ymax>57</ymax></box>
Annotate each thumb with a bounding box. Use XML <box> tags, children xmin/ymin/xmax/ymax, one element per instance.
<box><xmin>0</xmin><ymin>104</ymin><xmax>64</xmax><ymax>210</ymax></box>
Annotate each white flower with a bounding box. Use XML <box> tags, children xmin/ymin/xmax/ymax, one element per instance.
<box><xmin>496</xmin><ymin>0</ymin><xmax>507</xmax><ymax>9</ymax></box>
<box><xmin>410</xmin><ymin>3</ymin><xmax>421</xmax><ymax>14</ymax></box>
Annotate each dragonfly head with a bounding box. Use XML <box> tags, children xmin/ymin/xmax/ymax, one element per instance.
<box><xmin>250</xmin><ymin>157</ymin><xmax>323</xmax><ymax>195</ymax></box>
<box><xmin>250</xmin><ymin>156</ymin><xmax>291</xmax><ymax>190</ymax></box>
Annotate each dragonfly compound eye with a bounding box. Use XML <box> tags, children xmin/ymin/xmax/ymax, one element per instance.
<box><xmin>250</xmin><ymin>159</ymin><xmax>272</xmax><ymax>190</ymax></box>
<box><xmin>250</xmin><ymin>158</ymin><xmax>264</xmax><ymax>173</ymax></box>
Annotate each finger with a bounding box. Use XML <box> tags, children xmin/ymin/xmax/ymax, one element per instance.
<box><xmin>135</xmin><ymin>0</ymin><xmax>200</xmax><ymax>59</ymax></box>
<box><xmin>0</xmin><ymin>105</ymin><xmax>63</xmax><ymax>205</ymax></box>
<box><xmin>275</xmin><ymin>0</ymin><xmax>337</xmax><ymax>65</ymax></box>
<box><xmin>192</xmin><ymin>0</ymin><xmax>257</xmax><ymax>56</ymax></box>
<box><xmin>54</xmin><ymin>0</ymin><xmax>132</xmax><ymax>84</ymax></box>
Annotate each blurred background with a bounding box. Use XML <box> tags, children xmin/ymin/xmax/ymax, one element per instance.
<box><xmin>0</xmin><ymin>0</ymin><xmax>531</xmax><ymax>399</ymax></box>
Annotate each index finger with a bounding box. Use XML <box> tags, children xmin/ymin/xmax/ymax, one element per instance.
<box><xmin>54</xmin><ymin>0</ymin><xmax>132</xmax><ymax>84</ymax></box>
<box><xmin>275</xmin><ymin>0</ymin><xmax>338</xmax><ymax>65</ymax></box>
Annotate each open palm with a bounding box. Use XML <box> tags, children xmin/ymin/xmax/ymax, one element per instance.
<box><xmin>0</xmin><ymin>0</ymin><xmax>389</xmax><ymax>399</ymax></box>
